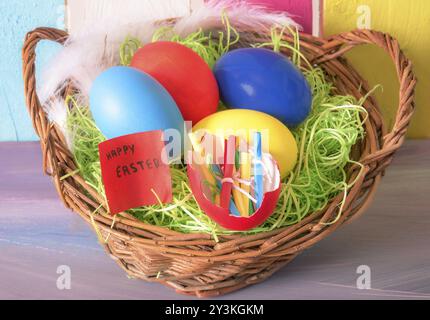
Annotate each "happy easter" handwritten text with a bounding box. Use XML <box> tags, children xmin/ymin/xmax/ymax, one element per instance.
<box><xmin>105</xmin><ymin>144</ymin><xmax>161</xmax><ymax>178</ymax></box>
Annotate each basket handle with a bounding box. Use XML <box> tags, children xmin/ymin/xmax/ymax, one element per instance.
<box><xmin>317</xmin><ymin>29</ymin><xmax>417</xmax><ymax>165</ymax></box>
<box><xmin>23</xmin><ymin>28</ymin><xmax>416</xmax><ymax>169</ymax></box>
<box><xmin>22</xmin><ymin>27</ymin><xmax>68</xmax><ymax>140</ymax></box>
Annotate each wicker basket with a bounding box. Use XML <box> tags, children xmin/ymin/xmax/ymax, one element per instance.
<box><xmin>23</xmin><ymin>27</ymin><xmax>416</xmax><ymax>297</ymax></box>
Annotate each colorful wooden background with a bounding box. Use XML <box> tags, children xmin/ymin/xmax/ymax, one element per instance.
<box><xmin>0</xmin><ymin>0</ymin><xmax>428</xmax><ymax>141</ymax></box>
<box><xmin>0</xmin><ymin>1</ymin><xmax>63</xmax><ymax>141</ymax></box>
<box><xmin>323</xmin><ymin>0</ymin><xmax>430</xmax><ymax>139</ymax></box>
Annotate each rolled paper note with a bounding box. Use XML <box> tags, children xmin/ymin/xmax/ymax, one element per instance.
<box><xmin>235</xmin><ymin>150</ymin><xmax>240</xmax><ymax>170</ymax></box>
<box><xmin>195</xmin><ymin>159</ymin><xmax>218</xmax><ymax>204</ymax></box>
<box><xmin>205</xmin><ymin>157</ymin><xmax>220</xmax><ymax>206</ymax></box>
<box><xmin>189</xmin><ymin>132</ymin><xmax>219</xmax><ymax>204</ymax></box>
<box><xmin>229</xmin><ymin>198</ymin><xmax>241</xmax><ymax>217</ymax></box>
<box><xmin>231</xmin><ymin>166</ymin><xmax>246</xmax><ymax>217</ymax></box>
<box><xmin>254</xmin><ymin>132</ymin><xmax>264</xmax><ymax>209</ymax></box>
<box><xmin>189</xmin><ymin>134</ymin><xmax>213</xmax><ymax>181</ymax></box>
<box><xmin>240</xmin><ymin>152</ymin><xmax>252</xmax><ymax>217</ymax></box>
<box><xmin>201</xmin><ymin>162</ymin><xmax>216</xmax><ymax>188</ymax></box>
<box><xmin>232</xmin><ymin>149</ymin><xmax>246</xmax><ymax>214</ymax></box>
<box><xmin>188</xmin><ymin>132</ymin><xmax>205</xmax><ymax>164</ymax></box>
<box><xmin>212</xmin><ymin>164</ymin><xmax>241</xmax><ymax>216</ymax></box>
<box><xmin>220</xmin><ymin>136</ymin><xmax>236</xmax><ymax>209</ymax></box>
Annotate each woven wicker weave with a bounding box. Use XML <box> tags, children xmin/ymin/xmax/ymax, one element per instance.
<box><xmin>23</xmin><ymin>27</ymin><xmax>416</xmax><ymax>297</ymax></box>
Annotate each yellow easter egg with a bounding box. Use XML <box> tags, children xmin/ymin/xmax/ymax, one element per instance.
<box><xmin>193</xmin><ymin>109</ymin><xmax>298</xmax><ymax>178</ymax></box>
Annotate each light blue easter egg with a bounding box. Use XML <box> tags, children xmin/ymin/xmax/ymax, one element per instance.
<box><xmin>90</xmin><ymin>66</ymin><xmax>184</xmax><ymax>140</ymax></box>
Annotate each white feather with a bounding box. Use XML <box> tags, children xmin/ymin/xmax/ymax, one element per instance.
<box><xmin>45</xmin><ymin>97</ymin><xmax>66</xmax><ymax>129</ymax></box>
<box><xmin>43</xmin><ymin>96</ymin><xmax>73</xmax><ymax>149</ymax></box>
<box><xmin>39</xmin><ymin>0</ymin><xmax>300</xmax><ymax>144</ymax></box>
<box><xmin>39</xmin><ymin>20</ymin><xmax>157</xmax><ymax>105</ymax></box>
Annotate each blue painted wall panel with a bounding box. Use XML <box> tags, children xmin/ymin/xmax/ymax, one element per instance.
<box><xmin>0</xmin><ymin>1</ymin><xmax>64</xmax><ymax>141</ymax></box>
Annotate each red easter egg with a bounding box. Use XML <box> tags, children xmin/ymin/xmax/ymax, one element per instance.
<box><xmin>131</xmin><ymin>41</ymin><xmax>219</xmax><ymax>124</ymax></box>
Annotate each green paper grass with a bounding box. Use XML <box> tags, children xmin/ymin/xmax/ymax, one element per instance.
<box><xmin>67</xmin><ymin>25</ymin><xmax>368</xmax><ymax>236</ymax></box>
<box><xmin>120</xmin><ymin>14</ymin><xmax>239</xmax><ymax>68</ymax></box>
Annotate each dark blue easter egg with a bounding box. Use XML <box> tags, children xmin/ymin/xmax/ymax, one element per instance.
<box><xmin>90</xmin><ymin>66</ymin><xmax>184</xmax><ymax>140</ymax></box>
<box><xmin>214</xmin><ymin>48</ymin><xmax>312</xmax><ymax>127</ymax></box>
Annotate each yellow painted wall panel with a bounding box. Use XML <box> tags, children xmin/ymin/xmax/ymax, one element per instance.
<box><xmin>324</xmin><ymin>0</ymin><xmax>430</xmax><ymax>138</ymax></box>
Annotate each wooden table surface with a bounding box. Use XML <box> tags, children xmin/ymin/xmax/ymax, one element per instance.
<box><xmin>1</xmin><ymin>141</ymin><xmax>429</xmax><ymax>300</ymax></box>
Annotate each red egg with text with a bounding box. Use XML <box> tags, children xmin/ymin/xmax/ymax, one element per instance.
<box><xmin>131</xmin><ymin>41</ymin><xmax>219</xmax><ymax>124</ymax></box>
